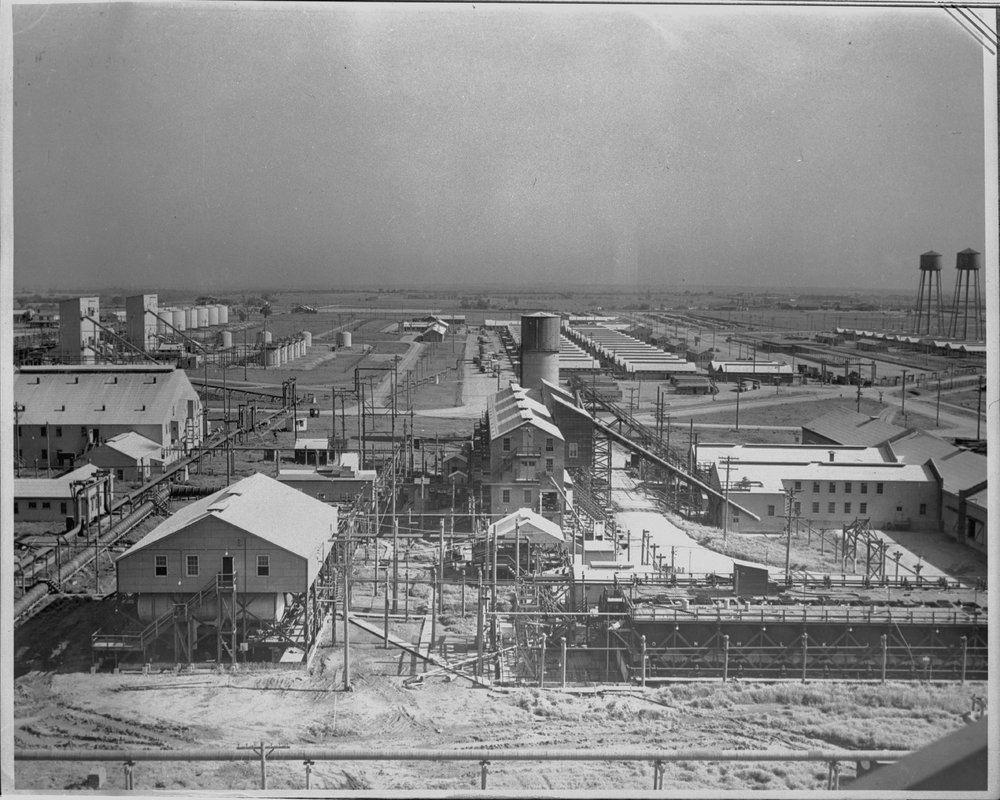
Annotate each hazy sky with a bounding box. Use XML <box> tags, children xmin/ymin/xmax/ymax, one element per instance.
<box><xmin>12</xmin><ymin>2</ymin><xmax>987</xmax><ymax>292</ymax></box>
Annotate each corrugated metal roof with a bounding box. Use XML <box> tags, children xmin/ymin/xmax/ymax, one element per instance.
<box><xmin>716</xmin><ymin>460</ymin><xmax>934</xmax><ymax>494</ymax></box>
<box><xmin>15</xmin><ymin>464</ymin><xmax>104</xmax><ymax>498</ymax></box>
<box><xmin>119</xmin><ymin>472</ymin><xmax>338</xmax><ymax>562</ymax></box>
<box><xmin>489</xmin><ymin>508</ymin><xmax>564</xmax><ymax>545</ymax></box>
<box><xmin>487</xmin><ymin>385</ymin><xmax>564</xmax><ymax>441</ymax></box>
<box><xmin>15</xmin><ymin>366</ymin><xmax>199</xmax><ymax>427</ymax></box>
<box><xmin>930</xmin><ymin>450</ymin><xmax>988</xmax><ymax>495</ymax></box>
<box><xmin>698</xmin><ymin>443</ymin><xmax>890</xmax><ymax>465</ymax></box>
<box><xmin>802</xmin><ymin>407</ymin><xmax>907</xmax><ymax>446</ymax></box>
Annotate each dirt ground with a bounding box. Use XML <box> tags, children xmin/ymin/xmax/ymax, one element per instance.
<box><xmin>13</xmin><ymin>643</ymin><xmax>986</xmax><ymax>792</ymax></box>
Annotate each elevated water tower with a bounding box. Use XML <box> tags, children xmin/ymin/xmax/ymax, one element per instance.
<box><xmin>947</xmin><ymin>248</ymin><xmax>984</xmax><ymax>341</ymax></box>
<box><xmin>912</xmin><ymin>251</ymin><xmax>944</xmax><ymax>336</ymax></box>
<box><xmin>520</xmin><ymin>312</ymin><xmax>561</xmax><ymax>391</ymax></box>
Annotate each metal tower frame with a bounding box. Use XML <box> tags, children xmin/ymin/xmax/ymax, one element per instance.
<box><xmin>913</xmin><ymin>251</ymin><xmax>944</xmax><ymax>336</ymax></box>
<box><xmin>947</xmin><ymin>249</ymin><xmax>984</xmax><ymax>341</ymax></box>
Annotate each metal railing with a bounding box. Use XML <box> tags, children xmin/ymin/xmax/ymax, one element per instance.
<box><xmin>14</xmin><ymin>745</ymin><xmax>912</xmax><ymax>790</ymax></box>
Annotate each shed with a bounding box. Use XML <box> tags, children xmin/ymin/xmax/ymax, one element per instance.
<box><xmin>84</xmin><ymin>431</ymin><xmax>175</xmax><ymax>482</ymax></box>
<box><xmin>489</xmin><ymin>508</ymin><xmax>565</xmax><ymax>547</ymax></box>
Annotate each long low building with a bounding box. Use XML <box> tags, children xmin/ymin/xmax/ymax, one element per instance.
<box><xmin>709</xmin><ymin>359</ymin><xmax>795</xmax><ymax>383</ymax></box>
<box><xmin>567</xmin><ymin>324</ymin><xmax>697</xmax><ymax>378</ymax></box>
<box><xmin>696</xmin><ymin>443</ymin><xmax>940</xmax><ymax>532</ymax></box>
<box><xmin>14</xmin><ymin>364</ymin><xmax>203</xmax><ymax>469</ymax></box>
<box><xmin>14</xmin><ymin>464</ymin><xmax>114</xmax><ymax>526</ymax></box>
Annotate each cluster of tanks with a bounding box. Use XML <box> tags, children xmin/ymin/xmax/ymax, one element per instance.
<box><xmin>257</xmin><ymin>329</ymin><xmax>313</xmax><ymax>366</ymax></box>
<box><xmin>155</xmin><ymin>303</ymin><xmax>230</xmax><ymax>333</ymax></box>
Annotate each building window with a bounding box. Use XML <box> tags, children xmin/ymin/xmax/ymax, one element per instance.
<box><xmin>876</xmin><ymin>483</ymin><xmax>884</xmax><ymax>494</ymax></box>
<box><xmin>155</xmin><ymin>555</ymin><xmax>168</xmax><ymax>576</ymax></box>
<box><xmin>896</xmin><ymin>506</ymin><xmax>903</xmax><ymax>512</ymax></box>
<box><xmin>523</xmin><ymin>489</ymin><xmax>532</xmax><ymax>504</ymax></box>
<box><xmin>60</xmin><ymin>502</ymin><xmax>67</xmax><ymax>515</ymax></box>
<box><xmin>116</xmin><ymin>469</ymin><xmax>124</xmax><ymax>481</ymax></box>
<box><xmin>568</xmin><ymin>442</ymin><xmax>579</xmax><ymax>459</ymax></box>
<box><xmin>828</xmin><ymin>483</ymin><xmax>836</xmax><ymax>493</ymax></box>
<box><xmin>42</xmin><ymin>501</ymin><xmax>50</xmax><ymax>509</ymax></box>
<box><xmin>501</xmin><ymin>489</ymin><xmax>511</xmax><ymax>503</ymax></box>
<box><xmin>767</xmin><ymin>505</ymin><xmax>775</xmax><ymax>516</ymax></box>
<box><xmin>55</xmin><ymin>426</ymin><xmax>62</xmax><ymax>437</ymax></box>
<box><xmin>794</xmin><ymin>501</ymin><xmax>801</xmax><ymax>515</ymax></box>
<box><xmin>186</xmin><ymin>555</ymin><xmax>199</xmax><ymax>577</ymax></box>
<box><xmin>39</xmin><ymin>426</ymin><xmax>46</xmax><ymax>437</ymax></box>
<box><xmin>827</xmin><ymin>502</ymin><xmax>835</xmax><ymax>514</ymax></box>
<box><xmin>27</xmin><ymin>501</ymin><xmax>37</xmax><ymax>509</ymax></box>
<box><xmin>40</xmin><ymin>449</ymin><xmax>47</xmax><ymax>460</ymax></box>
<box><xmin>13</xmin><ymin>502</ymin><xmax>18</xmax><ymax>514</ymax></box>
<box><xmin>812</xmin><ymin>482</ymin><xmax>820</xmax><ymax>493</ymax></box>
<box><xmin>859</xmin><ymin>503</ymin><xmax>867</xmax><ymax>514</ymax></box>
<box><xmin>844</xmin><ymin>502</ymin><xmax>852</xmax><ymax>514</ymax></box>
<box><xmin>257</xmin><ymin>555</ymin><xmax>270</xmax><ymax>576</ymax></box>
<box><xmin>844</xmin><ymin>482</ymin><xmax>852</xmax><ymax>493</ymax></box>
<box><xmin>919</xmin><ymin>503</ymin><xmax>927</xmax><ymax>515</ymax></box>
<box><xmin>794</xmin><ymin>481</ymin><xmax>802</xmax><ymax>491</ymax></box>
<box><xmin>812</xmin><ymin>502</ymin><xmax>820</xmax><ymax>514</ymax></box>
<box><xmin>545</xmin><ymin>458</ymin><xmax>554</xmax><ymax>472</ymax></box>
<box><xmin>545</xmin><ymin>437</ymin><xmax>554</xmax><ymax>452</ymax></box>
<box><xmin>860</xmin><ymin>483</ymin><xmax>868</xmax><ymax>494</ymax></box>
<box><xmin>502</xmin><ymin>438</ymin><xmax>511</xmax><ymax>452</ymax></box>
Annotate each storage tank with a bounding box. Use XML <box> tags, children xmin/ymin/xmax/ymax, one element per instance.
<box><xmin>259</xmin><ymin>330</ymin><xmax>272</xmax><ymax>346</ymax></box>
<box><xmin>172</xmin><ymin>308</ymin><xmax>186</xmax><ymax>331</ymax></box>
<box><xmin>297</xmin><ymin>339</ymin><xmax>305</xmax><ymax>358</ymax></box>
<box><xmin>301</xmin><ymin>330</ymin><xmax>312</xmax><ymax>347</ymax></box>
<box><xmin>186</xmin><ymin>307</ymin><xmax>199</xmax><ymax>329</ymax></box>
<box><xmin>338</xmin><ymin>330</ymin><xmax>352</xmax><ymax>348</ymax></box>
<box><xmin>519</xmin><ymin>312</ymin><xmax>561</xmax><ymax>390</ymax></box>
<box><xmin>220</xmin><ymin>330</ymin><xmax>233</xmax><ymax>349</ymax></box>
<box><xmin>197</xmin><ymin>306</ymin><xmax>210</xmax><ymax>327</ymax></box>
<box><xmin>208</xmin><ymin>305</ymin><xmax>220</xmax><ymax>326</ymax></box>
<box><xmin>137</xmin><ymin>592</ymin><xmax>286</xmax><ymax>624</ymax></box>
<box><xmin>218</xmin><ymin>305</ymin><xmax>229</xmax><ymax>325</ymax></box>
<box><xmin>155</xmin><ymin>311</ymin><xmax>168</xmax><ymax>335</ymax></box>
<box><xmin>265</xmin><ymin>346</ymin><xmax>279</xmax><ymax>367</ymax></box>
<box><xmin>280</xmin><ymin>343</ymin><xmax>288</xmax><ymax>365</ymax></box>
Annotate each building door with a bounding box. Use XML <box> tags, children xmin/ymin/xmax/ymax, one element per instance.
<box><xmin>221</xmin><ymin>555</ymin><xmax>235</xmax><ymax>579</ymax></box>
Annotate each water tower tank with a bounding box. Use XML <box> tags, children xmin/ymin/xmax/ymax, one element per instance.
<box><xmin>956</xmin><ymin>248</ymin><xmax>981</xmax><ymax>271</ymax></box>
<box><xmin>172</xmin><ymin>308</ymin><xmax>186</xmax><ymax>331</ymax></box>
<box><xmin>919</xmin><ymin>251</ymin><xmax>942</xmax><ymax>271</ymax></box>
<box><xmin>218</xmin><ymin>305</ymin><xmax>229</xmax><ymax>325</ymax></box>
<box><xmin>220</xmin><ymin>330</ymin><xmax>233</xmax><ymax>349</ymax></box>
<box><xmin>519</xmin><ymin>312</ymin><xmax>561</xmax><ymax>391</ymax></box>
<box><xmin>208</xmin><ymin>305</ymin><xmax>220</xmax><ymax>326</ymax></box>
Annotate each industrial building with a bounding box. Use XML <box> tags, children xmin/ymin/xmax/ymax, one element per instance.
<box><xmin>58</xmin><ymin>296</ymin><xmax>101</xmax><ymax>364</ymax></box>
<box><xmin>125</xmin><ymin>294</ymin><xmax>160</xmax><ymax>353</ymax></box>
<box><xmin>801</xmin><ymin>407</ymin><xmax>907</xmax><ymax>446</ymax></box>
<box><xmin>697</xmin><ymin>443</ymin><xmax>940</xmax><ymax>532</ymax></box>
<box><xmin>567</xmin><ymin>324</ymin><xmax>697</xmax><ymax>378</ymax></box>
<box><xmin>277</xmin><ymin>451</ymin><xmax>377</xmax><ymax>503</ymax></box>
<box><xmin>538</xmin><ymin>379</ymin><xmax>595</xmax><ymax>470</ymax></box>
<box><xmin>107</xmin><ymin>473</ymin><xmax>338</xmax><ymax>663</ymax></box>
<box><xmin>14</xmin><ymin>464</ymin><xmax>114</xmax><ymax>526</ymax></box>
<box><xmin>83</xmin><ymin>430</ymin><xmax>179</xmax><ymax>482</ymax></box>
<box><xmin>14</xmin><ymin>364</ymin><xmax>203</xmax><ymax>469</ymax></box>
<box><xmin>475</xmin><ymin>383</ymin><xmax>569</xmax><ymax>524</ymax></box>
<box><xmin>709</xmin><ymin>359</ymin><xmax>795</xmax><ymax>384</ymax></box>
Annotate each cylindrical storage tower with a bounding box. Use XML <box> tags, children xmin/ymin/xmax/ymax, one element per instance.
<box><xmin>259</xmin><ymin>330</ymin><xmax>272</xmax><ymax>346</ymax></box>
<box><xmin>197</xmin><ymin>306</ymin><xmax>210</xmax><ymax>327</ymax></box>
<box><xmin>208</xmin><ymin>305</ymin><xmax>220</xmax><ymax>326</ymax></box>
<box><xmin>155</xmin><ymin>311</ymin><xmax>168</xmax><ymax>335</ymax></box>
<box><xmin>298</xmin><ymin>339</ymin><xmax>306</xmax><ymax>357</ymax></box>
<box><xmin>220</xmin><ymin>330</ymin><xmax>233</xmax><ymax>349</ymax></box>
<box><xmin>172</xmin><ymin>308</ymin><xmax>186</xmax><ymax>331</ymax></box>
<box><xmin>186</xmin><ymin>307</ymin><xmax>199</xmax><ymax>329</ymax></box>
<box><xmin>218</xmin><ymin>305</ymin><xmax>229</xmax><ymax>325</ymax></box>
<box><xmin>302</xmin><ymin>330</ymin><xmax>312</xmax><ymax>347</ymax></box>
<box><xmin>265</xmin><ymin>346</ymin><xmax>279</xmax><ymax>367</ymax></box>
<box><xmin>137</xmin><ymin>592</ymin><xmax>285</xmax><ymax>624</ymax></box>
<box><xmin>956</xmin><ymin>248</ymin><xmax>982</xmax><ymax>271</ymax></box>
<box><xmin>519</xmin><ymin>312</ymin><xmax>561</xmax><ymax>391</ymax></box>
<box><xmin>338</xmin><ymin>331</ymin><xmax>352</xmax><ymax>348</ymax></box>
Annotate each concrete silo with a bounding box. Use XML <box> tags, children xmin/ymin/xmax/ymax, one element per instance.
<box><xmin>519</xmin><ymin>312</ymin><xmax>561</xmax><ymax>391</ymax></box>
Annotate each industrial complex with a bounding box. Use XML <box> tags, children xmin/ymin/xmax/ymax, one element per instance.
<box><xmin>10</xmin><ymin>257</ymin><xmax>990</xmax><ymax>791</ymax></box>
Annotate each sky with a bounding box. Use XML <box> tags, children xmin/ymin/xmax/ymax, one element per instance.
<box><xmin>11</xmin><ymin>2</ymin><xmax>988</xmax><ymax>293</ymax></box>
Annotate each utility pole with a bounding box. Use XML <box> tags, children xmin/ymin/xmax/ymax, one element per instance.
<box><xmin>722</xmin><ymin>457</ymin><xmax>733</xmax><ymax>540</ymax></box>
<box><xmin>935</xmin><ymin>377</ymin><xmax>941</xmax><ymax>427</ymax></box>
<box><xmin>976</xmin><ymin>373</ymin><xmax>984</xmax><ymax>440</ymax></box>
<box><xmin>855</xmin><ymin>380</ymin><xmax>862</xmax><ymax>414</ymax></box>
<box><xmin>343</xmin><ymin>525</ymin><xmax>353</xmax><ymax>692</ymax></box>
<box><xmin>735</xmin><ymin>381</ymin><xmax>741</xmax><ymax>431</ymax></box>
<box><xmin>900</xmin><ymin>369</ymin><xmax>908</xmax><ymax>420</ymax></box>
<box><xmin>784</xmin><ymin>487</ymin><xmax>799</xmax><ymax>586</ymax></box>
